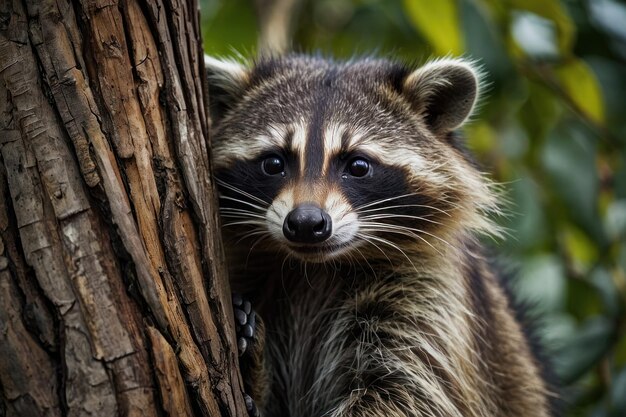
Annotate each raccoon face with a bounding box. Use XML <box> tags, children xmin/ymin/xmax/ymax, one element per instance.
<box><xmin>207</xmin><ymin>55</ymin><xmax>498</xmax><ymax>263</ymax></box>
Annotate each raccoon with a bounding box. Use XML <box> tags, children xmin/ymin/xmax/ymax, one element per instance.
<box><xmin>206</xmin><ymin>54</ymin><xmax>556</xmax><ymax>417</ymax></box>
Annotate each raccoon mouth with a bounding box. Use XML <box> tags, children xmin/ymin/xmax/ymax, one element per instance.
<box><xmin>287</xmin><ymin>241</ymin><xmax>352</xmax><ymax>259</ymax></box>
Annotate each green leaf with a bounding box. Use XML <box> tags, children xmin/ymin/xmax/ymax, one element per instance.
<box><xmin>518</xmin><ymin>80</ymin><xmax>560</xmax><ymax>141</ymax></box>
<box><xmin>616</xmin><ymin>333</ymin><xmax>626</xmax><ymax>367</ymax></box>
<box><xmin>403</xmin><ymin>0</ymin><xmax>463</xmax><ymax>55</ymax></box>
<box><xmin>588</xmin><ymin>267</ymin><xmax>621</xmax><ymax>317</ymax></box>
<box><xmin>497</xmin><ymin>174</ymin><xmax>550</xmax><ymax>250</ymax></box>
<box><xmin>516</xmin><ymin>254</ymin><xmax>566</xmax><ymax>313</ymax></box>
<box><xmin>508</xmin><ymin>0</ymin><xmax>575</xmax><ymax>55</ymax></box>
<box><xmin>542</xmin><ymin>127</ymin><xmax>603</xmax><ymax>242</ymax></box>
<box><xmin>612</xmin><ymin>368</ymin><xmax>626</xmax><ymax>414</ymax></box>
<box><xmin>566</xmin><ymin>272</ymin><xmax>605</xmax><ymax>319</ymax></box>
<box><xmin>562</xmin><ymin>224</ymin><xmax>599</xmax><ymax>270</ymax></box>
<box><xmin>538</xmin><ymin>313</ymin><xmax>577</xmax><ymax>347</ymax></box>
<box><xmin>555</xmin><ymin>59</ymin><xmax>606</xmax><ymax>124</ymax></box>
<box><xmin>553</xmin><ymin>317</ymin><xmax>614</xmax><ymax>383</ymax></box>
<box><xmin>465</xmin><ymin>122</ymin><xmax>496</xmax><ymax>155</ymax></box>
<box><xmin>605</xmin><ymin>199</ymin><xmax>626</xmax><ymax>240</ymax></box>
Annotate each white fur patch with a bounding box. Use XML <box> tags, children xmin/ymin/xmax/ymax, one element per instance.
<box><xmin>403</xmin><ymin>57</ymin><xmax>482</xmax><ymax>131</ymax></box>
<box><xmin>290</xmin><ymin>122</ymin><xmax>308</xmax><ymax>175</ymax></box>
<box><xmin>324</xmin><ymin>190</ymin><xmax>359</xmax><ymax>247</ymax></box>
<box><xmin>204</xmin><ymin>55</ymin><xmax>248</xmax><ymax>82</ymax></box>
<box><xmin>213</xmin><ymin>123</ymin><xmax>292</xmax><ymax>169</ymax></box>
<box><xmin>357</xmin><ymin>141</ymin><xmax>448</xmax><ymax>186</ymax></box>
<box><xmin>343</xmin><ymin>127</ymin><xmax>367</xmax><ymax>150</ymax></box>
<box><xmin>265</xmin><ymin>123</ymin><xmax>291</xmax><ymax>149</ymax></box>
<box><xmin>266</xmin><ymin>186</ymin><xmax>295</xmax><ymax>243</ymax></box>
<box><xmin>264</xmin><ymin>185</ymin><xmax>360</xmax><ymax>259</ymax></box>
<box><xmin>322</xmin><ymin>123</ymin><xmax>346</xmax><ymax>174</ymax></box>
<box><xmin>203</xmin><ymin>55</ymin><xmax>250</xmax><ymax>102</ymax></box>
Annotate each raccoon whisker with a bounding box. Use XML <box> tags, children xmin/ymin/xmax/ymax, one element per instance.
<box><xmin>220</xmin><ymin>210</ymin><xmax>269</xmax><ymax>223</ymax></box>
<box><xmin>219</xmin><ymin>195</ymin><xmax>268</xmax><ymax>212</ymax></box>
<box><xmin>358</xmin><ymin>232</ymin><xmax>414</xmax><ymax>270</ymax></box>
<box><xmin>267</xmin><ymin>204</ymin><xmax>283</xmax><ymax>218</ymax></box>
<box><xmin>303</xmin><ymin>260</ymin><xmax>314</xmax><ymax>289</ymax></box>
<box><xmin>342</xmin><ymin>252</ymin><xmax>358</xmax><ymax>288</ymax></box>
<box><xmin>357</xmin><ymin>203</ymin><xmax>451</xmax><ymax>217</ymax></box>
<box><xmin>351</xmin><ymin>243</ymin><xmax>379</xmax><ymax>280</ymax></box>
<box><xmin>220</xmin><ymin>213</ymin><xmax>267</xmax><ymax>220</ymax></box>
<box><xmin>221</xmin><ymin>220</ymin><xmax>267</xmax><ymax>228</ymax></box>
<box><xmin>216</xmin><ymin>178</ymin><xmax>271</xmax><ymax>206</ymax></box>
<box><xmin>359</xmin><ymin>223</ymin><xmax>448</xmax><ymax>256</ymax></box>
<box><xmin>234</xmin><ymin>229</ymin><xmax>268</xmax><ymax>238</ymax></box>
<box><xmin>361</xmin><ymin>227</ymin><xmax>443</xmax><ymax>259</ymax></box>
<box><xmin>359</xmin><ymin>213</ymin><xmax>444</xmax><ymax>226</ymax></box>
<box><xmin>246</xmin><ymin>235</ymin><xmax>271</xmax><ymax>266</ymax></box>
<box><xmin>220</xmin><ymin>207</ymin><xmax>265</xmax><ymax>214</ymax></box>
<box><xmin>220</xmin><ymin>216</ymin><xmax>265</xmax><ymax>223</ymax></box>
<box><xmin>363</xmin><ymin>226</ymin><xmax>443</xmax><ymax>255</ymax></box>
<box><xmin>360</xmin><ymin>221</ymin><xmax>452</xmax><ymax>249</ymax></box>
<box><xmin>355</xmin><ymin>232</ymin><xmax>393</xmax><ymax>266</ymax></box>
<box><xmin>234</xmin><ymin>230</ymin><xmax>269</xmax><ymax>245</ymax></box>
<box><xmin>325</xmin><ymin>256</ymin><xmax>336</xmax><ymax>279</ymax></box>
<box><xmin>353</xmin><ymin>193</ymin><xmax>419</xmax><ymax>211</ymax></box>
<box><xmin>220</xmin><ymin>209</ymin><xmax>264</xmax><ymax>215</ymax></box>
<box><xmin>280</xmin><ymin>252</ymin><xmax>293</xmax><ymax>302</ymax></box>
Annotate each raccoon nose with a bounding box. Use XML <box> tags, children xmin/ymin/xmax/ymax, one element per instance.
<box><xmin>283</xmin><ymin>204</ymin><xmax>332</xmax><ymax>243</ymax></box>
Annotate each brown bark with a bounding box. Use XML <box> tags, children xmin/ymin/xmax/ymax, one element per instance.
<box><xmin>0</xmin><ymin>0</ymin><xmax>246</xmax><ymax>416</ymax></box>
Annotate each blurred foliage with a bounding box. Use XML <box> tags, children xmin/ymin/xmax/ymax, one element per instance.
<box><xmin>200</xmin><ymin>0</ymin><xmax>626</xmax><ymax>415</ymax></box>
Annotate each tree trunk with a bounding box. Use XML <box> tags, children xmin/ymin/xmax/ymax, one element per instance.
<box><xmin>0</xmin><ymin>1</ymin><xmax>247</xmax><ymax>416</ymax></box>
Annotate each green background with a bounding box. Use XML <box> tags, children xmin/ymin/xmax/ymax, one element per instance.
<box><xmin>200</xmin><ymin>0</ymin><xmax>626</xmax><ymax>415</ymax></box>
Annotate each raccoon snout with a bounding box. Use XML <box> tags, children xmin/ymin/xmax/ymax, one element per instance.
<box><xmin>282</xmin><ymin>204</ymin><xmax>333</xmax><ymax>244</ymax></box>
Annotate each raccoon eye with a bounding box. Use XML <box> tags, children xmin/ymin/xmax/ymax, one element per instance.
<box><xmin>262</xmin><ymin>155</ymin><xmax>285</xmax><ymax>176</ymax></box>
<box><xmin>347</xmin><ymin>158</ymin><xmax>370</xmax><ymax>177</ymax></box>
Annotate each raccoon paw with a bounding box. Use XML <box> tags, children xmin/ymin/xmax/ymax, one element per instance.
<box><xmin>232</xmin><ymin>293</ymin><xmax>257</xmax><ymax>357</ymax></box>
<box><xmin>232</xmin><ymin>293</ymin><xmax>264</xmax><ymax>415</ymax></box>
<box><xmin>244</xmin><ymin>392</ymin><xmax>260</xmax><ymax>417</ymax></box>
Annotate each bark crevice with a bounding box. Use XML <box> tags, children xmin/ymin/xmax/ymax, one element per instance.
<box><xmin>0</xmin><ymin>0</ymin><xmax>245</xmax><ymax>416</ymax></box>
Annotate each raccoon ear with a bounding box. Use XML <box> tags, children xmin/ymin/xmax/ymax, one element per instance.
<box><xmin>402</xmin><ymin>59</ymin><xmax>479</xmax><ymax>133</ymax></box>
<box><xmin>204</xmin><ymin>55</ymin><xmax>249</xmax><ymax>121</ymax></box>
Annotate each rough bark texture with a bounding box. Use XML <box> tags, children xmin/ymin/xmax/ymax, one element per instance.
<box><xmin>0</xmin><ymin>0</ymin><xmax>247</xmax><ymax>416</ymax></box>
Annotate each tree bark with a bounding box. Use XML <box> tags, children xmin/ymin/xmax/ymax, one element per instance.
<box><xmin>0</xmin><ymin>0</ymin><xmax>247</xmax><ymax>416</ymax></box>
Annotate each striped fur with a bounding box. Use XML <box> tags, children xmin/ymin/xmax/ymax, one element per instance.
<box><xmin>207</xmin><ymin>55</ymin><xmax>556</xmax><ymax>416</ymax></box>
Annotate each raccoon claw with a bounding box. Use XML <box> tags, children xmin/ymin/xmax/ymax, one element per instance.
<box><xmin>244</xmin><ymin>393</ymin><xmax>260</xmax><ymax>417</ymax></box>
<box><xmin>232</xmin><ymin>293</ymin><xmax>256</xmax><ymax>357</ymax></box>
<box><xmin>232</xmin><ymin>294</ymin><xmax>263</xmax><ymax>415</ymax></box>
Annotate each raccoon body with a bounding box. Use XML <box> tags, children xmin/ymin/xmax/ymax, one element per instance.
<box><xmin>207</xmin><ymin>55</ymin><xmax>555</xmax><ymax>417</ymax></box>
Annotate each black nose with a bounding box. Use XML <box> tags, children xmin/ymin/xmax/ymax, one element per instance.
<box><xmin>283</xmin><ymin>204</ymin><xmax>332</xmax><ymax>243</ymax></box>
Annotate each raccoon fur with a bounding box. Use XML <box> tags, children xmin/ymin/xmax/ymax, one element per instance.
<box><xmin>206</xmin><ymin>54</ymin><xmax>556</xmax><ymax>417</ymax></box>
